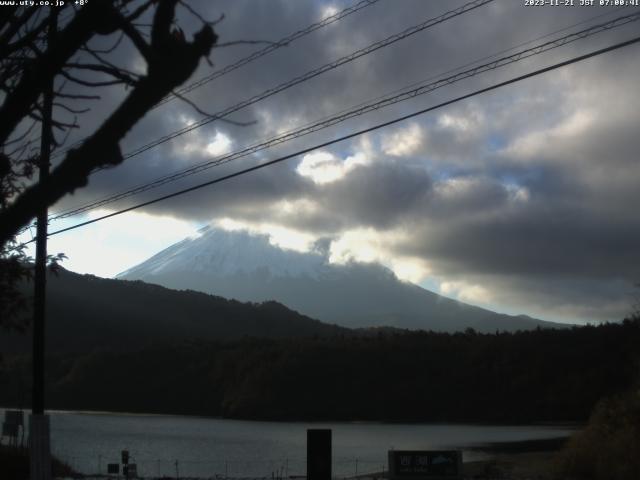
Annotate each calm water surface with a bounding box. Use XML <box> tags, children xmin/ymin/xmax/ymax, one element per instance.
<box><xmin>2</xmin><ymin>409</ymin><xmax>575</xmax><ymax>478</ymax></box>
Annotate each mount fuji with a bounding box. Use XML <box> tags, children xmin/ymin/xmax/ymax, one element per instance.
<box><xmin>118</xmin><ymin>226</ymin><xmax>564</xmax><ymax>332</ymax></box>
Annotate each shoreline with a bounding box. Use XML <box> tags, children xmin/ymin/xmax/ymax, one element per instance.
<box><xmin>1</xmin><ymin>406</ymin><xmax>576</xmax><ymax>480</ymax></box>
<box><xmin>462</xmin><ymin>436</ymin><xmax>570</xmax><ymax>479</ymax></box>
<box><xmin>470</xmin><ymin>436</ymin><xmax>569</xmax><ymax>454</ymax></box>
<box><xmin>0</xmin><ymin>405</ymin><xmax>582</xmax><ymax>427</ymax></box>
<box><xmin>1</xmin><ymin>437</ymin><xmax>573</xmax><ymax>480</ymax></box>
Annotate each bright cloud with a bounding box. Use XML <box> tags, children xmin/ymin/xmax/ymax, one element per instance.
<box><xmin>382</xmin><ymin>123</ymin><xmax>424</xmax><ymax>157</ymax></box>
<box><xmin>440</xmin><ymin>280</ymin><xmax>494</xmax><ymax>305</ymax></box>
<box><xmin>172</xmin><ymin>127</ymin><xmax>232</xmax><ymax>158</ymax></box>
<box><xmin>505</xmin><ymin>109</ymin><xmax>595</xmax><ymax>160</ymax></box>
<box><xmin>296</xmin><ymin>150</ymin><xmax>368</xmax><ymax>184</ymax></box>
<box><xmin>206</xmin><ymin>131</ymin><xmax>233</xmax><ymax>156</ymax></box>
<box><xmin>328</xmin><ymin>228</ymin><xmax>431</xmax><ymax>283</ymax></box>
<box><xmin>20</xmin><ymin>210</ymin><xmax>199</xmax><ymax>278</ymax></box>
<box><xmin>434</xmin><ymin>177</ymin><xmax>479</xmax><ymax>198</ymax></box>
<box><xmin>271</xmin><ymin>198</ymin><xmax>319</xmax><ymax>216</ymax></box>
<box><xmin>45</xmin><ymin>1</ymin><xmax>640</xmax><ymax>325</ymax></box>
<box><xmin>438</xmin><ymin>113</ymin><xmax>474</xmax><ymax>132</ymax></box>
<box><xmin>320</xmin><ymin>5</ymin><xmax>339</xmax><ymax>20</ymax></box>
<box><xmin>215</xmin><ymin>217</ymin><xmax>316</xmax><ymax>253</ymax></box>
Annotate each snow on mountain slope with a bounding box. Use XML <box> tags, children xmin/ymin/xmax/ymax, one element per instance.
<box><xmin>118</xmin><ymin>226</ymin><xmax>565</xmax><ymax>332</ymax></box>
<box><xmin>120</xmin><ymin>226</ymin><xmax>329</xmax><ymax>279</ymax></box>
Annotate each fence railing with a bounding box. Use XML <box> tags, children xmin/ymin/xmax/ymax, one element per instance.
<box><xmin>53</xmin><ymin>455</ymin><xmax>387</xmax><ymax>480</ymax></box>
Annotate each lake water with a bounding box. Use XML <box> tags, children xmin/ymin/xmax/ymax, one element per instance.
<box><xmin>1</xmin><ymin>409</ymin><xmax>575</xmax><ymax>479</ymax></box>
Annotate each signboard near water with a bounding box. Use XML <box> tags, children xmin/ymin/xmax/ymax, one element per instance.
<box><xmin>388</xmin><ymin>450</ymin><xmax>462</xmax><ymax>479</ymax></box>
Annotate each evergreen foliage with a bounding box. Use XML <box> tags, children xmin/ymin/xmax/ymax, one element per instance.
<box><xmin>1</xmin><ymin>319</ymin><xmax>638</xmax><ymax>423</ymax></box>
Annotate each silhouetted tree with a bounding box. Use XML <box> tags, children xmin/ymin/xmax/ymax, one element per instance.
<box><xmin>3</xmin><ymin>320</ymin><xmax>639</xmax><ymax>422</ymax></box>
<box><xmin>631</xmin><ymin>282</ymin><xmax>640</xmax><ymax>321</ymax></box>
<box><xmin>0</xmin><ymin>0</ymin><xmax>218</xmax><ymax>326</ymax></box>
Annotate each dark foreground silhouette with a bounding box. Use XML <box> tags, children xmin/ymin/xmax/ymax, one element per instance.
<box><xmin>0</xmin><ymin>445</ymin><xmax>76</xmax><ymax>479</ymax></box>
<box><xmin>1</xmin><ymin>319</ymin><xmax>638</xmax><ymax>423</ymax></box>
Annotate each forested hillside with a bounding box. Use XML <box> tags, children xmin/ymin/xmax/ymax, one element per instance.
<box><xmin>1</xmin><ymin>320</ymin><xmax>638</xmax><ymax>423</ymax></box>
<box><xmin>0</xmin><ymin>268</ymin><xmax>346</xmax><ymax>355</ymax></box>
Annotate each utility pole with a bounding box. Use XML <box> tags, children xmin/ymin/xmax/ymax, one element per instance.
<box><xmin>30</xmin><ymin>7</ymin><xmax>57</xmax><ymax>480</ymax></box>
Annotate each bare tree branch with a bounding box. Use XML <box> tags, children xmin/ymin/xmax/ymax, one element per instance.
<box><xmin>53</xmin><ymin>102</ymin><xmax>90</xmax><ymax>115</ymax></box>
<box><xmin>64</xmin><ymin>62</ymin><xmax>140</xmax><ymax>86</ymax></box>
<box><xmin>0</xmin><ymin>2</ymin><xmax>113</xmax><ymax>145</ymax></box>
<box><xmin>59</xmin><ymin>69</ymin><xmax>128</xmax><ymax>88</ymax></box>
<box><xmin>83</xmin><ymin>31</ymin><xmax>126</xmax><ymax>55</ymax></box>
<box><xmin>171</xmin><ymin>89</ymin><xmax>256</xmax><ymax>127</ymax></box>
<box><xmin>1</xmin><ymin>119</ymin><xmax>38</xmax><ymax>147</ymax></box>
<box><xmin>0</xmin><ymin>2</ymin><xmax>218</xmax><ymax>247</ymax></box>
<box><xmin>0</xmin><ymin>7</ymin><xmax>40</xmax><ymax>56</ymax></box>
<box><xmin>55</xmin><ymin>92</ymin><xmax>101</xmax><ymax>100</ymax></box>
<box><xmin>124</xmin><ymin>0</ymin><xmax>157</xmax><ymax>24</ymax></box>
<box><xmin>214</xmin><ymin>40</ymin><xmax>279</xmax><ymax>48</ymax></box>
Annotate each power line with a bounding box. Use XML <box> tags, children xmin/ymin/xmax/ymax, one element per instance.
<box><xmin>48</xmin><ymin>12</ymin><xmax>640</xmax><ymax>221</ymax></box>
<box><xmin>332</xmin><ymin>3</ymin><xmax>626</xmax><ymax>116</ymax></box>
<box><xmin>121</xmin><ymin>0</ymin><xmax>494</xmax><ymax>160</ymax></box>
<box><xmin>23</xmin><ymin>34</ymin><xmax>639</xmax><ymax>244</ymax></box>
<box><xmin>155</xmin><ymin>0</ymin><xmax>383</xmax><ymax>108</ymax></box>
<box><xmin>16</xmin><ymin>0</ymin><xmax>495</xmax><ymax>237</ymax></box>
<box><xmin>52</xmin><ymin>0</ymin><xmax>382</xmax><ymax>158</ymax></box>
<box><xmin>52</xmin><ymin>0</ymin><xmax>494</xmax><ymax>166</ymax></box>
<box><xmin>16</xmin><ymin>6</ymin><xmax>634</xmax><ymax>236</ymax></box>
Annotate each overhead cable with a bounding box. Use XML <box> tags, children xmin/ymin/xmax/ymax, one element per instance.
<box><xmin>52</xmin><ymin>0</ymin><xmax>494</xmax><ymax>163</ymax></box>
<box><xmin>49</xmin><ymin>12</ymin><xmax>640</xmax><ymax>220</ymax></box>
<box><xmin>52</xmin><ymin>0</ymin><xmax>382</xmax><ymax>157</ymax></box>
<box><xmin>155</xmin><ymin>0</ymin><xmax>383</xmax><ymax>107</ymax></box>
<box><xmin>21</xmin><ymin>34</ymin><xmax>638</xmax><ymax>245</ymax></box>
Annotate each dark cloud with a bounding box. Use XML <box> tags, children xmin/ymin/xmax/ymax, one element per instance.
<box><xmin>408</xmin><ymin>202</ymin><xmax>640</xmax><ymax>279</ymax></box>
<box><xmin>45</xmin><ymin>0</ymin><xmax>640</xmax><ymax>322</ymax></box>
<box><xmin>318</xmin><ymin>160</ymin><xmax>433</xmax><ymax>229</ymax></box>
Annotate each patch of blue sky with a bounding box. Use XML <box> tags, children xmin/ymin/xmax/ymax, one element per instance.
<box><xmin>486</xmin><ymin>133</ymin><xmax>506</xmax><ymax>151</ymax></box>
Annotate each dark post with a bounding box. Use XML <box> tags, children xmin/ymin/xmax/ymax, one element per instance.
<box><xmin>32</xmin><ymin>8</ymin><xmax>56</xmax><ymax>418</ymax></box>
<box><xmin>30</xmin><ymin>8</ymin><xmax>56</xmax><ymax>480</ymax></box>
<box><xmin>307</xmin><ymin>429</ymin><xmax>332</xmax><ymax>480</ymax></box>
<box><xmin>122</xmin><ymin>450</ymin><xmax>129</xmax><ymax>480</ymax></box>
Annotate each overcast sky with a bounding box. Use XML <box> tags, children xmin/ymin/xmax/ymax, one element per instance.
<box><xmin>19</xmin><ymin>0</ymin><xmax>640</xmax><ymax>324</ymax></box>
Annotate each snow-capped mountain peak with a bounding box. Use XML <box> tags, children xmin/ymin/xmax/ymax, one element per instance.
<box><xmin>118</xmin><ymin>226</ymin><xmax>562</xmax><ymax>332</ymax></box>
<box><xmin>119</xmin><ymin>226</ymin><xmax>330</xmax><ymax>280</ymax></box>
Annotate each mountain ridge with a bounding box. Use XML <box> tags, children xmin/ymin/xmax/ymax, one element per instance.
<box><xmin>118</xmin><ymin>226</ymin><xmax>568</xmax><ymax>332</ymax></box>
<box><xmin>1</xmin><ymin>267</ymin><xmax>347</xmax><ymax>355</ymax></box>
